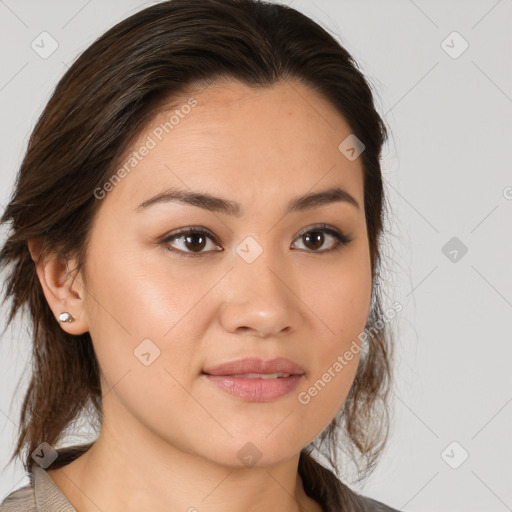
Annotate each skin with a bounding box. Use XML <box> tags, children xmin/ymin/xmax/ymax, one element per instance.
<box><xmin>29</xmin><ymin>78</ymin><xmax>372</xmax><ymax>512</ymax></box>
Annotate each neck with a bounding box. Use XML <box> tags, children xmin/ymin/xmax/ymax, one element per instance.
<box><xmin>46</xmin><ymin>404</ymin><xmax>323</xmax><ymax>512</ymax></box>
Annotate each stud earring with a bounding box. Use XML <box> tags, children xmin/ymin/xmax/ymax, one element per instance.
<box><xmin>58</xmin><ymin>312</ymin><xmax>75</xmax><ymax>323</ymax></box>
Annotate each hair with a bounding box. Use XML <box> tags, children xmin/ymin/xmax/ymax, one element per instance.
<box><xmin>0</xmin><ymin>0</ymin><xmax>393</xmax><ymax>509</ymax></box>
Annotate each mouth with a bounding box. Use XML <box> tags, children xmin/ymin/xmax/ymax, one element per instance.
<box><xmin>201</xmin><ymin>357</ymin><xmax>305</xmax><ymax>402</ymax></box>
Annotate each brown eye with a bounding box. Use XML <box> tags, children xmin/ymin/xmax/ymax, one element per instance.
<box><xmin>161</xmin><ymin>227</ymin><xmax>222</xmax><ymax>258</ymax></box>
<box><xmin>291</xmin><ymin>225</ymin><xmax>352</xmax><ymax>253</ymax></box>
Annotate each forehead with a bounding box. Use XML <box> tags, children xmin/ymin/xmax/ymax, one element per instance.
<box><xmin>100</xmin><ymin>79</ymin><xmax>364</xmax><ymax>215</ymax></box>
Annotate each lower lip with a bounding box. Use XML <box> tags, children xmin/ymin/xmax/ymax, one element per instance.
<box><xmin>203</xmin><ymin>374</ymin><xmax>303</xmax><ymax>402</ymax></box>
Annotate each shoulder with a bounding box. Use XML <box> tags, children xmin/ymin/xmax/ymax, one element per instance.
<box><xmin>0</xmin><ymin>464</ymin><xmax>77</xmax><ymax>512</ymax></box>
<box><xmin>358</xmin><ymin>494</ymin><xmax>401</xmax><ymax>511</ymax></box>
<box><xmin>0</xmin><ymin>444</ymin><xmax>89</xmax><ymax>512</ymax></box>
<box><xmin>0</xmin><ymin>482</ymin><xmax>37</xmax><ymax>511</ymax></box>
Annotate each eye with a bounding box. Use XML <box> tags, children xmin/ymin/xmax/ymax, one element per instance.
<box><xmin>291</xmin><ymin>224</ymin><xmax>352</xmax><ymax>253</ymax></box>
<box><xmin>161</xmin><ymin>226</ymin><xmax>222</xmax><ymax>258</ymax></box>
<box><xmin>160</xmin><ymin>223</ymin><xmax>352</xmax><ymax>258</ymax></box>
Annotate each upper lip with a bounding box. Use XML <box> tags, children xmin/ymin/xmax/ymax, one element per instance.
<box><xmin>202</xmin><ymin>357</ymin><xmax>305</xmax><ymax>376</ymax></box>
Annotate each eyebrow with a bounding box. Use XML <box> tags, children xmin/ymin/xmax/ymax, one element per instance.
<box><xmin>135</xmin><ymin>185</ymin><xmax>360</xmax><ymax>216</ymax></box>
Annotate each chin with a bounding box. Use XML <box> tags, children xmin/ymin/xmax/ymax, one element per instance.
<box><xmin>197</xmin><ymin>435</ymin><xmax>302</xmax><ymax>470</ymax></box>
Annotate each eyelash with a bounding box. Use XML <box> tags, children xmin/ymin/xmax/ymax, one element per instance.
<box><xmin>159</xmin><ymin>223</ymin><xmax>353</xmax><ymax>258</ymax></box>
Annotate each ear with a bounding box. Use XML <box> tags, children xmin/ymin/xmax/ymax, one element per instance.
<box><xmin>27</xmin><ymin>236</ymin><xmax>89</xmax><ymax>335</ymax></box>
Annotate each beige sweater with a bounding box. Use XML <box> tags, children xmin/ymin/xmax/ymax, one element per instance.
<box><xmin>0</xmin><ymin>465</ymin><xmax>75</xmax><ymax>511</ymax></box>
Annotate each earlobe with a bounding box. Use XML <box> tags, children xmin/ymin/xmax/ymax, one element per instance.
<box><xmin>27</xmin><ymin>237</ymin><xmax>89</xmax><ymax>335</ymax></box>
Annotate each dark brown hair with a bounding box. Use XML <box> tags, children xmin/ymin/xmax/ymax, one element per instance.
<box><xmin>0</xmin><ymin>0</ymin><xmax>393</xmax><ymax>509</ymax></box>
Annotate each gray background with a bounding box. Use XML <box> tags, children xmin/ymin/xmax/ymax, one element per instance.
<box><xmin>0</xmin><ymin>0</ymin><xmax>511</xmax><ymax>510</ymax></box>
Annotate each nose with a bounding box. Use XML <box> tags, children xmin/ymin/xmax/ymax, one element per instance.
<box><xmin>218</xmin><ymin>248</ymin><xmax>302</xmax><ymax>339</ymax></box>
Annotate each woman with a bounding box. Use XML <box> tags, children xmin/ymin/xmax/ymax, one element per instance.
<box><xmin>0</xmin><ymin>0</ymin><xmax>398</xmax><ymax>510</ymax></box>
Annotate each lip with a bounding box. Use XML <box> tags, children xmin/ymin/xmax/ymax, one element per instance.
<box><xmin>202</xmin><ymin>357</ymin><xmax>305</xmax><ymax>376</ymax></box>
<box><xmin>202</xmin><ymin>357</ymin><xmax>305</xmax><ymax>402</ymax></box>
<box><xmin>204</xmin><ymin>374</ymin><xmax>303</xmax><ymax>402</ymax></box>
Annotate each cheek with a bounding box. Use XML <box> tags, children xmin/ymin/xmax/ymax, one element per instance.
<box><xmin>83</xmin><ymin>250</ymin><xmax>204</xmax><ymax>441</ymax></box>
<box><xmin>297</xmin><ymin>247</ymin><xmax>372</xmax><ymax>344</ymax></box>
<box><xmin>83</xmin><ymin>244</ymin><xmax>206</xmax><ymax>396</ymax></box>
<box><xmin>294</xmin><ymin>249</ymin><xmax>371</xmax><ymax>421</ymax></box>
<box><xmin>295</xmin><ymin>299</ymin><xmax>365</xmax><ymax>434</ymax></box>
<box><xmin>86</xmin><ymin>241</ymin><xmax>200</xmax><ymax>336</ymax></box>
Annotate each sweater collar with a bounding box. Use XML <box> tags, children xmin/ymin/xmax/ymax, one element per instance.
<box><xmin>32</xmin><ymin>465</ymin><xmax>77</xmax><ymax>511</ymax></box>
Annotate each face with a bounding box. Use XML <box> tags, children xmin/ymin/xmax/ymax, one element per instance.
<box><xmin>74</xmin><ymin>79</ymin><xmax>372</xmax><ymax>467</ymax></box>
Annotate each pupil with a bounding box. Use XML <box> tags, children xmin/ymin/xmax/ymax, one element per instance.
<box><xmin>304</xmin><ymin>232</ymin><xmax>323</xmax><ymax>250</ymax></box>
<box><xmin>185</xmin><ymin>234</ymin><xmax>206</xmax><ymax>252</ymax></box>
